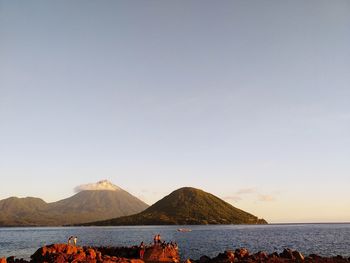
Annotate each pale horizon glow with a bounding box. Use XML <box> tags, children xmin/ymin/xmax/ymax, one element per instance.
<box><xmin>1</xmin><ymin>0</ymin><xmax>350</xmax><ymax>224</ymax></box>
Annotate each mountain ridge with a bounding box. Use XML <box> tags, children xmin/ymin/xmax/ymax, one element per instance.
<box><xmin>82</xmin><ymin>187</ymin><xmax>267</xmax><ymax>226</ymax></box>
<box><xmin>0</xmin><ymin>181</ymin><xmax>149</xmax><ymax>227</ymax></box>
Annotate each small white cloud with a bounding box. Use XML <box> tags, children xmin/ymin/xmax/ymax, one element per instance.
<box><xmin>74</xmin><ymin>180</ymin><xmax>121</xmax><ymax>193</ymax></box>
<box><xmin>258</xmin><ymin>194</ymin><xmax>275</xmax><ymax>202</ymax></box>
<box><xmin>236</xmin><ymin>188</ymin><xmax>257</xmax><ymax>195</ymax></box>
<box><xmin>224</xmin><ymin>187</ymin><xmax>276</xmax><ymax>203</ymax></box>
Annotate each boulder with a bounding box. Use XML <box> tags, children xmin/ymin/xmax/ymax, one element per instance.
<box><xmin>234</xmin><ymin>248</ymin><xmax>249</xmax><ymax>259</ymax></box>
<box><xmin>86</xmin><ymin>248</ymin><xmax>97</xmax><ymax>259</ymax></box>
<box><xmin>66</xmin><ymin>245</ymin><xmax>79</xmax><ymax>255</ymax></box>
<box><xmin>252</xmin><ymin>251</ymin><xmax>268</xmax><ymax>261</ymax></box>
<box><xmin>52</xmin><ymin>254</ymin><xmax>66</xmax><ymax>263</ymax></box>
<box><xmin>210</xmin><ymin>251</ymin><xmax>235</xmax><ymax>263</ymax></box>
<box><xmin>96</xmin><ymin>251</ymin><xmax>103</xmax><ymax>261</ymax></box>
<box><xmin>31</xmin><ymin>243</ymin><xmax>86</xmax><ymax>262</ymax></box>
<box><xmin>280</xmin><ymin>249</ymin><xmax>294</xmax><ymax>259</ymax></box>
<box><xmin>304</xmin><ymin>256</ymin><xmax>314</xmax><ymax>262</ymax></box>
<box><xmin>70</xmin><ymin>250</ymin><xmax>86</xmax><ymax>262</ymax></box>
<box><xmin>269</xmin><ymin>252</ymin><xmax>280</xmax><ymax>258</ymax></box>
<box><xmin>143</xmin><ymin>245</ymin><xmax>179</xmax><ymax>263</ymax></box>
<box><xmin>225</xmin><ymin>251</ymin><xmax>235</xmax><ymax>263</ymax></box>
<box><xmin>309</xmin><ymin>254</ymin><xmax>322</xmax><ymax>260</ymax></box>
<box><xmin>199</xmin><ymin>255</ymin><xmax>211</xmax><ymax>263</ymax></box>
<box><xmin>292</xmin><ymin>251</ymin><xmax>304</xmax><ymax>261</ymax></box>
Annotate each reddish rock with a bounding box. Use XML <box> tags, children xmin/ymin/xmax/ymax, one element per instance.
<box><xmin>269</xmin><ymin>252</ymin><xmax>280</xmax><ymax>258</ymax></box>
<box><xmin>70</xmin><ymin>251</ymin><xmax>86</xmax><ymax>262</ymax></box>
<box><xmin>210</xmin><ymin>251</ymin><xmax>235</xmax><ymax>263</ymax></box>
<box><xmin>143</xmin><ymin>245</ymin><xmax>179</xmax><ymax>263</ymax></box>
<box><xmin>86</xmin><ymin>248</ymin><xmax>97</xmax><ymax>259</ymax></box>
<box><xmin>66</xmin><ymin>245</ymin><xmax>79</xmax><ymax>255</ymax></box>
<box><xmin>4</xmin><ymin>243</ymin><xmax>350</xmax><ymax>263</ymax></box>
<box><xmin>292</xmin><ymin>251</ymin><xmax>304</xmax><ymax>261</ymax></box>
<box><xmin>53</xmin><ymin>254</ymin><xmax>66</xmax><ymax>263</ymax></box>
<box><xmin>225</xmin><ymin>251</ymin><xmax>235</xmax><ymax>263</ymax></box>
<box><xmin>96</xmin><ymin>251</ymin><xmax>103</xmax><ymax>261</ymax></box>
<box><xmin>199</xmin><ymin>255</ymin><xmax>211</xmax><ymax>263</ymax></box>
<box><xmin>104</xmin><ymin>255</ymin><xmax>111</xmax><ymax>260</ymax></box>
<box><xmin>280</xmin><ymin>248</ymin><xmax>294</xmax><ymax>259</ymax></box>
<box><xmin>252</xmin><ymin>251</ymin><xmax>269</xmax><ymax>261</ymax></box>
<box><xmin>31</xmin><ymin>244</ymin><xmax>88</xmax><ymax>262</ymax></box>
<box><xmin>234</xmin><ymin>248</ymin><xmax>249</xmax><ymax>259</ymax></box>
<box><xmin>309</xmin><ymin>253</ymin><xmax>322</xmax><ymax>260</ymax></box>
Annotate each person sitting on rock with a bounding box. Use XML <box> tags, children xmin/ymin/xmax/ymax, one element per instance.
<box><xmin>157</xmin><ymin>234</ymin><xmax>161</xmax><ymax>244</ymax></box>
<box><xmin>67</xmin><ymin>236</ymin><xmax>74</xmax><ymax>245</ymax></box>
<box><xmin>139</xmin><ymin>241</ymin><xmax>145</xmax><ymax>259</ymax></box>
<box><xmin>153</xmin><ymin>235</ymin><xmax>157</xmax><ymax>246</ymax></box>
<box><xmin>73</xmin><ymin>236</ymin><xmax>77</xmax><ymax>246</ymax></box>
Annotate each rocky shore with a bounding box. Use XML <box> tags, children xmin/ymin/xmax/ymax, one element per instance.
<box><xmin>1</xmin><ymin>244</ymin><xmax>349</xmax><ymax>263</ymax></box>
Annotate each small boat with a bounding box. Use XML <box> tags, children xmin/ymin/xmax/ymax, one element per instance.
<box><xmin>177</xmin><ymin>228</ymin><xmax>192</xmax><ymax>232</ymax></box>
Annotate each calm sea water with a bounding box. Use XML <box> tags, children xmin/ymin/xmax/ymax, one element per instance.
<box><xmin>0</xmin><ymin>224</ymin><xmax>349</xmax><ymax>260</ymax></box>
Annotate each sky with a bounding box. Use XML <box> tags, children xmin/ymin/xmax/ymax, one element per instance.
<box><xmin>0</xmin><ymin>0</ymin><xmax>349</xmax><ymax>223</ymax></box>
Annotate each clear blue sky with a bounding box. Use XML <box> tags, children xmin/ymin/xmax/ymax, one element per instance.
<box><xmin>1</xmin><ymin>0</ymin><xmax>349</xmax><ymax>223</ymax></box>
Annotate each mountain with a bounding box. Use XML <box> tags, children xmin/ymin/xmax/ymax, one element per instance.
<box><xmin>0</xmin><ymin>180</ymin><xmax>149</xmax><ymax>226</ymax></box>
<box><xmin>47</xmin><ymin>189</ymin><xmax>149</xmax><ymax>224</ymax></box>
<box><xmin>0</xmin><ymin>197</ymin><xmax>51</xmax><ymax>226</ymax></box>
<box><xmin>82</xmin><ymin>187</ymin><xmax>267</xmax><ymax>225</ymax></box>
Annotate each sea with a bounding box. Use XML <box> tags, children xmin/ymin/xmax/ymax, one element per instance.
<box><xmin>0</xmin><ymin>224</ymin><xmax>349</xmax><ymax>260</ymax></box>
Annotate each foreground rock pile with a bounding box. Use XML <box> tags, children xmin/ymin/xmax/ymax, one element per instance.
<box><xmin>187</xmin><ymin>248</ymin><xmax>350</xmax><ymax>263</ymax></box>
<box><xmin>0</xmin><ymin>243</ymin><xmax>179</xmax><ymax>263</ymax></box>
<box><xmin>1</xmin><ymin>245</ymin><xmax>349</xmax><ymax>263</ymax></box>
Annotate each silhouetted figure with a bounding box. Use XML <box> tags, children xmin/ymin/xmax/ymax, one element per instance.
<box><xmin>67</xmin><ymin>236</ymin><xmax>74</xmax><ymax>245</ymax></box>
<box><xmin>161</xmin><ymin>241</ymin><xmax>166</xmax><ymax>257</ymax></box>
<box><xmin>139</xmin><ymin>241</ymin><xmax>145</xmax><ymax>259</ymax></box>
<box><xmin>73</xmin><ymin>236</ymin><xmax>77</xmax><ymax>246</ymax></box>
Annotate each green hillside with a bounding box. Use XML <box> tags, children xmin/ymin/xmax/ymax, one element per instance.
<box><xmin>83</xmin><ymin>187</ymin><xmax>267</xmax><ymax>225</ymax></box>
